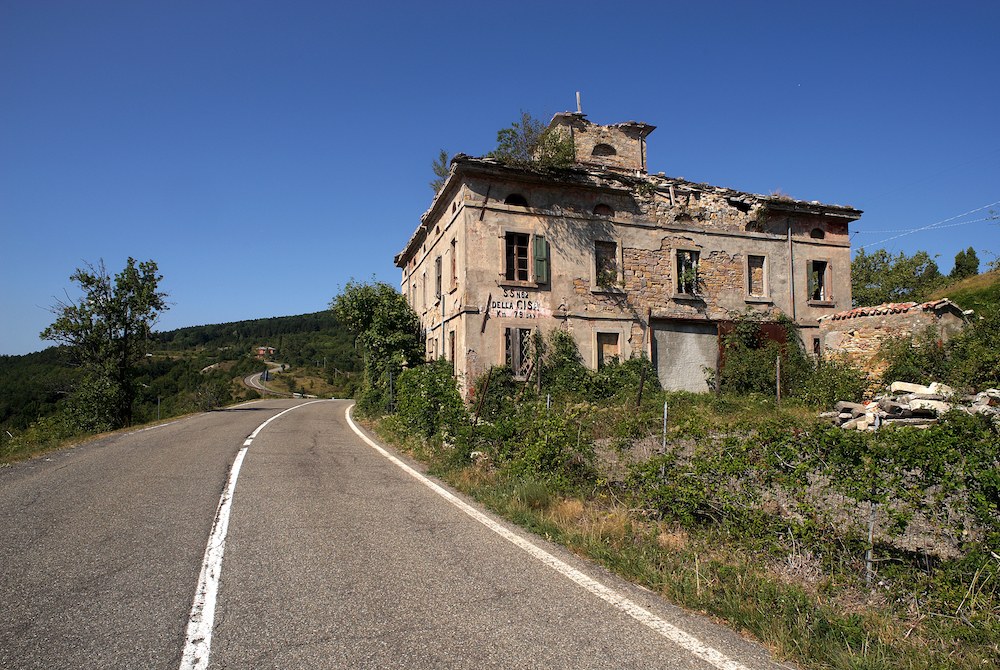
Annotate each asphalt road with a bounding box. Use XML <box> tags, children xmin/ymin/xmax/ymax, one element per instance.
<box><xmin>0</xmin><ymin>400</ymin><xmax>790</xmax><ymax>669</ymax></box>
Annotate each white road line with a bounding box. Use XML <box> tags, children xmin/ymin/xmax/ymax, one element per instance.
<box><xmin>179</xmin><ymin>400</ymin><xmax>330</xmax><ymax>670</ymax></box>
<box><xmin>345</xmin><ymin>406</ymin><xmax>754</xmax><ymax>670</ymax></box>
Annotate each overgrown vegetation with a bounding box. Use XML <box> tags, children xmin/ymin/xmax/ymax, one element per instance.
<box><xmin>366</xmin><ymin>325</ymin><xmax>999</xmax><ymax>669</ymax></box>
<box><xmin>878</xmin><ymin>307</ymin><xmax>1000</xmax><ymax>390</ymax></box>
<box><xmin>490</xmin><ymin>111</ymin><xmax>575</xmax><ymax>169</ymax></box>
<box><xmin>713</xmin><ymin>311</ymin><xmax>869</xmax><ymax>406</ymax></box>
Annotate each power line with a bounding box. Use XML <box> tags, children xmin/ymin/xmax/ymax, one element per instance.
<box><xmin>854</xmin><ymin>216</ymin><xmax>996</xmax><ymax>234</ymax></box>
<box><xmin>856</xmin><ymin>200</ymin><xmax>1000</xmax><ymax>251</ymax></box>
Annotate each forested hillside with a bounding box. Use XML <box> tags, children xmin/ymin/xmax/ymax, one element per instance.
<box><xmin>1</xmin><ymin>311</ymin><xmax>360</xmax><ymax>448</ymax></box>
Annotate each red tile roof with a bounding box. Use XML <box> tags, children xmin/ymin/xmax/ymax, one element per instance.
<box><xmin>820</xmin><ymin>298</ymin><xmax>962</xmax><ymax>322</ymax></box>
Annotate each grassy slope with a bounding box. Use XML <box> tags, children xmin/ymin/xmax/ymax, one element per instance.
<box><xmin>928</xmin><ymin>269</ymin><xmax>1000</xmax><ymax>313</ymax></box>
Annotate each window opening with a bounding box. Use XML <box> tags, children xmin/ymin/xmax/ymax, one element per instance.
<box><xmin>505</xmin><ymin>327</ymin><xmax>534</xmax><ymax>379</ymax></box>
<box><xmin>596</xmin><ymin>332</ymin><xmax>620</xmax><ymax>369</ymax></box>
<box><xmin>676</xmin><ymin>250</ymin><xmax>700</xmax><ymax>295</ymax></box>
<box><xmin>808</xmin><ymin>260</ymin><xmax>829</xmax><ymax>301</ymax></box>
<box><xmin>595</xmin><ymin>241</ymin><xmax>619</xmax><ymax>289</ymax></box>
<box><xmin>505</xmin><ymin>232</ymin><xmax>530</xmax><ymax>281</ymax></box>
<box><xmin>450</xmin><ymin>238</ymin><xmax>457</xmax><ymax>290</ymax></box>
<box><xmin>747</xmin><ymin>255</ymin><xmax>766</xmax><ymax>297</ymax></box>
<box><xmin>593</xmin><ymin>203</ymin><xmax>614</xmax><ymax>216</ymax></box>
<box><xmin>592</xmin><ymin>143</ymin><xmax>617</xmax><ymax>157</ymax></box>
<box><xmin>810</xmin><ymin>228</ymin><xmax>825</xmax><ymax>239</ymax></box>
<box><xmin>504</xmin><ymin>193</ymin><xmax>528</xmax><ymax>206</ymax></box>
<box><xmin>434</xmin><ymin>256</ymin><xmax>442</xmax><ymax>300</ymax></box>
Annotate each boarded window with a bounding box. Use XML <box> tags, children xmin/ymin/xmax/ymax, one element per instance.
<box><xmin>505</xmin><ymin>327</ymin><xmax>534</xmax><ymax>379</ymax></box>
<box><xmin>505</xmin><ymin>232</ymin><xmax>530</xmax><ymax>281</ymax></box>
<box><xmin>748</xmin><ymin>255</ymin><xmax>766</xmax><ymax>296</ymax></box>
<box><xmin>596</xmin><ymin>332</ymin><xmax>620</xmax><ymax>369</ymax></box>
<box><xmin>595</xmin><ymin>241</ymin><xmax>618</xmax><ymax>288</ymax></box>
<box><xmin>676</xmin><ymin>250</ymin><xmax>700</xmax><ymax>295</ymax></box>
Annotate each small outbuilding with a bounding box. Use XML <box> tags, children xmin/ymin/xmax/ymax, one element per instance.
<box><xmin>817</xmin><ymin>298</ymin><xmax>970</xmax><ymax>375</ymax></box>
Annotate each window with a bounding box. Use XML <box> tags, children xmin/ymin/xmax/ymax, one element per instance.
<box><xmin>505</xmin><ymin>232</ymin><xmax>530</xmax><ymax>281</ymax></box>
<box><xmin>505</xmin><ymin>327</ymin><xmax>534</xmax><ymax>379</ymax></box>
<box><xmin>596</xmin><ymin>332</ymin><xmax>620</xmax><ymax>369</ymax></box>
<box><xmin>808</xmin><ymin>260</ymin><xmax>830</xmax><ymax>301</ymax></box>
<box><xmin>747</xmin><ymin>255</ymin><xmax>766</xmax><ymax>297</ymax></box>
<box><xmin>504</xmin><ymin>193</ymin><xmax>528</xmax><ymax>206</ymax></box>
<box><xmin>592</xmin><ymin>143</ymin><xmax>617</xmax><ymax>157</ymax></box>
<box><xmin>676</xmin><ymin>249</ymin><xmax>700</xmax><ymax>295</ymax></box>
<box><xmin>810</xmin><ymin>228</ymin><xmax>825</xmax><ymax>239</ymax></box>
<box><xmin>449</xmin><ymin>238</ymin><xmax>457</xmax><ymax>290</ymax></box>
<box><xmin>593</xmin><ymin>203</ymin><xmax>614</xmax><ymax>217</ymax></box>
<box><xmin>503</xmin><ymin>232</ymin><xmax>549</xmax><ymax>284</ymax></box>
<box><xmin>595</xmin><ymin>240</ymin><xmax>619</xmax><ymax>289</ymax></box>
<box><xmin>434</xmin><ymin>256</ymin><xmax>442</xmax><ymax>300</ymax></box>
<box><xmin>421</xmin><ymin>271</ymin><xmax>427</xmax><ymax>309</ymax></box>
<box><xmin>812</xmin><ymin>337</ymin><xmax>822</xmax><ymax>356</ymax></box>
<box><xmin>449</xmin><ymin>330</ymin><xmax>456</xmax><ymax>373</ymax></box>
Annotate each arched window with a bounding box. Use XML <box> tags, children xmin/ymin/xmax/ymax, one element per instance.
<box><xmin>810</xmin><ymin>228</ymin><xmax>825</xmax><ymax>239</ymax></box>
<box><xmin>504</xmin><ymin>193</ymin><xmax>528</xmax><ymax>207</ymax></box>
<box><xmin>593</xmin><ymin>203</ymin><xmax>614</xmax><ymax>216</ymax></box>
<box><xmin>592</xmin><ymin>143</ymin><xmax>617</xmax><ymax>157</ymax></box>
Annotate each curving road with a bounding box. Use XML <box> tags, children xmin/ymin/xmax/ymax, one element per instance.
<box><xmin>0</xmin><ymin>400</ymin><xmax>788</xmax><ymax>669</ymax></box>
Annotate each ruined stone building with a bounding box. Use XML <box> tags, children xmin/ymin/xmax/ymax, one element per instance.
<box><xmin>395</xmin><ymin>113</ymin><xmax>862</xmax><ymax>395</ymax></box>
<box><xmin>818</xmin><ymin>299</ymin><xmax>969</xmax><ymax>377</ymax></box>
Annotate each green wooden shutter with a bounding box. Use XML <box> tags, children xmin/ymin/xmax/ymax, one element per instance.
<box><xmin>533</xmin><ymin>235</ymin><xmax>550</xmax><ymax>284</ymax></box>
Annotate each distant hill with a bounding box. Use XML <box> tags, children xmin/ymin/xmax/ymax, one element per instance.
<box><xmin>1</xmin><ymin>311</ymin><xmax>360</xmax><ymax>436</ymax></box>
<box><xmin>154</xmin><ymin>311</ymin><xmax>360</xmax><ymax>372</ymax></box>
<box><xmin>928</xmin><ymin>269</ymin><xmax>1000</xmax><ymax>315</ymax></box>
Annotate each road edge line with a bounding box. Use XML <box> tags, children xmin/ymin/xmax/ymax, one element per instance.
<box><xmin>344</xmin><ymin>405</ymin><xmax>753</xmax><ymax>670</ymax></box>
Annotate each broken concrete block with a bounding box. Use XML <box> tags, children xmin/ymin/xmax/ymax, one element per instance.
<box><xmin>928</xmin><ymin>382</ymin><xmax>956</xmax><ymax>397</ymax></box>
<box><xmin>889</xmin><ymin>381</ymin><xmax>932</xmax><ymax>395</ymax></box>
<box><xmin>878</xmin><ymin>398</ymin><xmax>907</xmax><ymax>415</ymax></box>
<box><xmin>908</xmin><ymin>398</ymin><xmax>952</xmax><ymax>415</ymax></box>
<box><xmin>835</xmin><ymin>401</ymin><xmax>866</xmax><ymax>417</ymax></box>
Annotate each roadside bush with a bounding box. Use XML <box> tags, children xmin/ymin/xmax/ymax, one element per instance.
<box><xmin>395</xmin><ymin>358</ymin><xmax>467</xmax><ymax>440</ymax></box>
<box><xmin>470</xmin><ymin>365</ymin><xmax>520</xmax><ymax>422</ymax></box>
<box><xmin>471</xmin><ymin>403</ymin><xmax>595</xmax><ymax>491</ymax></box>
<box><xmin>540</xmin><ymin>329</ymin><xmax>590</xmax><ymax>398</ymax></box>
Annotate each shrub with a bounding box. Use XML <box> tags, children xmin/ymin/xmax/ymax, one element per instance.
<box><xmin>395</xmin><ymin>358</ymin><xmax>467</xmax><ymax>439</ymax></box>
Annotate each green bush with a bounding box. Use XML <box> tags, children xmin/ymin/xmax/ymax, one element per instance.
<box><xmin>395</xmin><ymin>358</ymin><xmax>467</xmax><ymax>439</ymax></box>
<box><xmin>471</xmin><ymin>403</ymin><xmax>595</xmax><ymax>490</ymax></box>
<box><xmin>795</xmin><ymin>355</ymin><xmax>869</xmax><ymax>407</ymax></box>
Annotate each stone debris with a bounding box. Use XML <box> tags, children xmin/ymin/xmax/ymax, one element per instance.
<box><xmin>824</xmin><ymin>382</ymin><xmax>1000</xmax><ymax>430</ymax></box>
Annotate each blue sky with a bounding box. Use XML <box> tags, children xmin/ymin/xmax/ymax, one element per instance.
<box><xmin>2</xmin><ymin>0</ymin><xmax>998</xmax><ymax>355</ymax></box>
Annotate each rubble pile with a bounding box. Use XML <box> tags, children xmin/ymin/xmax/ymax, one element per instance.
<box><xmin>822</xmin><ymin>381</ymin><xmax>1000</xmax><ymax>430</ymax></box>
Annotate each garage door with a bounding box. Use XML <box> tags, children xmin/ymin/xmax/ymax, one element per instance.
<box><xmin>650</xmin><ymin>320</ymin><xmax>718</xmax><ymax>392</ymax></box>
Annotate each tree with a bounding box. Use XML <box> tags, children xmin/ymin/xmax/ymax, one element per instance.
<box><xmin>490</xmin><ymin>111</ymin><xmax>575</xmax><ymax>169</ymax></box>
<box><xmin>430</xmin><ymin>149</ymin><xmax>450</xmax><ymax>193</ymax></box>
<box><xmin>950</xmin><ymin>247</ymin><xmax>979</xmax><ymax>280</ymax></box>
<box><xmin>331</xmin><ymin>279</ymin><xmax>422</xmax><ymax>413</ymax></box>
<box><xmin>851</xmin><ymin>248</ymin><xmax>943</xmax><ymax>307</ymax></box>
<box><xmin>41</xmin><ymin>258</ymin><xmax>167</xmax><ymax>430</ymax></box>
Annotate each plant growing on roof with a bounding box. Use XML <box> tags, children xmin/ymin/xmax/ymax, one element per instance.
<box><xmin>490</xmin><ymin>111</ymin><xmax>574</xmax><ymax>169</ymax></box>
